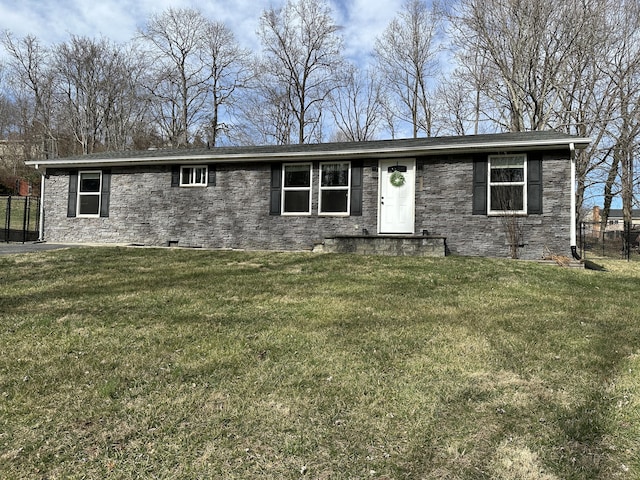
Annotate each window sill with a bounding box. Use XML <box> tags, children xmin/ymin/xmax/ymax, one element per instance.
<box><xmin>488</xmin><ymin>211</ymin><xmax>528</xmax><ymax>217</ymax></box>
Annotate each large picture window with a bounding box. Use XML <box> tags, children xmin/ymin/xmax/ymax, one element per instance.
<box><xmin>270</xmin><ymin>161</ymin><xmax>362</xmax><ymax>217</ymax></box>
<box><xmin>319</xmin><ymin>162</ymin><xmax>350</xmax><ymax>214</ymax></box>
<box><xmin>282</xmin><ymin>163</ymin><xmax>312</xmax><ymax>214</ymax></box>
<box><xmin>488</xmin><ymin>154</ymin><xmax>527</xmax><ymax>214</ymax></box>
<box><xmin>180</xmin><ymin>166</ymin><xmax>208</xmax><ymax>186</ymax></box>
<box><xmin>77</xmin><ymin>171</ymin><xmax>102</xmax><ymax>216</ymax></box>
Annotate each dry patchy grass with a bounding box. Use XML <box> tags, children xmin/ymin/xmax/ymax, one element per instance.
<box><xmin>0</xmin><ymin>248</ymin><xmax>639</xmax><ymax>479</ymax></box>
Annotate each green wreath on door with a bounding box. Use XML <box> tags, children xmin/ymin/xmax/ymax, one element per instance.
<box><xmin>389</xmin><ymin>171</ymin><xmax>406</xmax><ymax>187</ymax></box>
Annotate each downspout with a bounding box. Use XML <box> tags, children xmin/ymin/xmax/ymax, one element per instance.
<box><xmin>38</xmin><ymin>166</ymin><xmax>45</xmax><ymax>242</ymax></box>
<box><xmin>569</xmin><ymin>143</ymin><xmax>581</xmax><ymax>260</ymax></box>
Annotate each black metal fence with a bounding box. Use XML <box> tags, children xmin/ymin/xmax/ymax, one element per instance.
<box><xmin>579</xmin><ymin>221</ymin><xmax>640</xmax><ymax>261</ymax></box>
<box><xmin>1</xmin><ymin>196</ymin><xmax>40</xmax><ymax>243</ymax></box>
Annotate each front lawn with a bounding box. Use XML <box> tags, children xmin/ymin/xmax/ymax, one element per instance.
<box><xmin>1</xmin><ymin>248</ymin><xmax>638</xmax><ymax>479</ymax></box>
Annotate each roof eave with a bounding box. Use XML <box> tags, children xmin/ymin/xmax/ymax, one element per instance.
<box><xmin>26</xmin><ymin>137</ymin><xmax>591</xmax><ymax>169</ymax></box>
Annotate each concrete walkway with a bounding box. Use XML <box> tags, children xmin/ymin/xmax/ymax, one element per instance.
<box><xmin>0</xmin><ymin>242</ymin><xmax>81</xmax><ymax>256</ymax></box>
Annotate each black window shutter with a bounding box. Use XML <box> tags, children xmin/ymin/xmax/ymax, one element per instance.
<box><xmin>100</xmin><ymin>170</ymin><xmax>111</xmax><ymax>218</ymax></box>
<box><xmin>472</xmin><ymin>156</ymin><xmax>487</xmax><ymax>215</ymax></box>
<box><xmin>67</xmin><ymin>170</ymin><xmax>78</xmax><ymax>217</ymax></box>
<box><xmin>527</xmin><ymin>153</ymin><xmax>543</xmax><ymax>214</ymax></box>
<box><xmin>207</xmin><ymin>165</ymin><xmax>216</xmax><ymax>186</ymax></box>
<box><xmin>171</xmin><ymin>166</ymin><xmax>180</xmax><ymax>187</ymax></box>
<box><xmin>350</xmin><ymin>160</ymin><xmax>363</xmax><ymax>216</ymax></box>
<box><xmin>270</xmin><ymin>163</ymin><xmax>282</xmax><ymax>215</ymax></box>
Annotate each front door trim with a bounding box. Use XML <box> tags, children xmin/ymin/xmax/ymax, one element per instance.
<box><xmin>378</xmin><ymin>158</ymin><xmax>416</xmax><ymax>234</ymax></box>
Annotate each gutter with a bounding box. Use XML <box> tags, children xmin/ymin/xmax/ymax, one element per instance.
<box><xmin>38</xmin><ymin>167</ymin><xmax>45</xmax><ymax>242</ymax></box>
<box><xmin>25</xmin><ymin>137</ymin><xmax>592</xmax><ymax>169</ymax></box>
<box><xmin>569</xmin><ymin>143</ymin><xmax>581</xmax><ymax>260</ymax></box>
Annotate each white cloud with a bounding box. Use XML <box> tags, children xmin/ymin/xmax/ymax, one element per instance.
<box><xmin>0</xmin><ymin>0</ymin><xmax>286</xmax><ymax>48</ymax></box>
<box><xmin>0</xmin><ymin>1</ymin><xmax>54</xmax><ymax>41</ymax></box>
<box><xmin>332</xmin><ymin>0</ymin><xmax>402</xmax><ymax>65</ymax></box>
<box><xmin>0</xmin><ymin>0</ymin><xmax>138</xmax><ymax>44</ymax></box>
<box><xmin>0</xmin><ymin>0</ymin><xmax>401</xmax><ymax>65</ymax></box>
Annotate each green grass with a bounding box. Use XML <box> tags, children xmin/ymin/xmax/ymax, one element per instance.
<box><xmin>1</xmin><ymin>247</ymin><xmax>639</xmax><ymax>479</ymax></box>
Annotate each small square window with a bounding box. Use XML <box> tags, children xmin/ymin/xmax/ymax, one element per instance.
<box><xmin>180</xmin><ymin>166</ymin><xmax>208</xmax><ymax>187</ymax></box>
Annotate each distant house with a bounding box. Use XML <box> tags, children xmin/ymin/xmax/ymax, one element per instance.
<box><xmin>590</xmin><ymin>206</ymin><xmax>640</xmax><ymax>227</ymax></box>
<box><xmin>26</xmin><ymin>131</ymin><xmax>590</xmax><ymax>259</ymax></box>
<box><xmin>0</xmin><ymin>139</ymin><xmax>39</xmax><ymax>196</ymax></box>
<box><xmin>584</xmin><ymin>206</ymin><xmax>640</xmax><ymax>239</ymax></box>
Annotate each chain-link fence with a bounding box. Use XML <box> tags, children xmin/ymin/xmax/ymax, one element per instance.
<box><xmin>1</xmin><ymin>196</ymin><xmax>40</xmax><ymax>243</ymax></box>
<box><xmin>579</xmin><ymin>221</ymin><xmax>640</xmax><ymax>261</ymax></box>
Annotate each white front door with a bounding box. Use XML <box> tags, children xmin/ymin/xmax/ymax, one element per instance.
<box><xmin>378</xmin><ymin>159</ymin><xmax>416</xmax><ymax>234</ymax></box>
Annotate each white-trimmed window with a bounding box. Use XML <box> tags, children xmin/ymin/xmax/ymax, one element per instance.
<box><xmin>488</xmin><ymin>154</ymin><xmax>527</xmax><ymax>214</ymax></box>
<box><xmin>282</xmin><ymin>163</ymin><xmax>312</xmax><ymax>214</ymax></box>
<box><xmin>319</xmin><ymin>162</ymin><xmax>350</xmax><ymax>215</ymax></box>
<box><xmin>180</xmin><ymin>165</ymin><xmax>208</xmax><ymax>186</ymax></box>
<box><xmin>77</xmin><ymin>170</ymin><xmax>102</xmax><ymax>217</ymax></box>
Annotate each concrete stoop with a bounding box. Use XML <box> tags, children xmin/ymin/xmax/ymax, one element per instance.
<box><xmin>322</xmin><ymin>235</ymin><xmax>447</xmax><ymax>257</ymax></box>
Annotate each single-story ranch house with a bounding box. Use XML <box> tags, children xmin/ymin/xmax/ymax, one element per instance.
<box><xmin>27</xmin><ymin>131</ymin><xmax>590</xmax><ymax>259</ymax></box>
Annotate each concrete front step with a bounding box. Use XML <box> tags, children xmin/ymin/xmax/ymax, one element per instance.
<box><xmin>322</xmin><ymin>235</ymin><xmax>447</xmax><ymax>257</ymax></box>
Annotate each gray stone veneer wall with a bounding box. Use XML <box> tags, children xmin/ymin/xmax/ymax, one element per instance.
<box><xmin>44</xmin><ymin>162</ymin><xmax>378</xmax><ymax>251</ymax></box>
<box><xmin>415</xmin><ymin>152</ymin><xmax>571</xmax><ymax>259</ymax></box>
<box><xmin>43</xmin><ymin>151</ymin><xmax>572</xmax><ymax>259</ymax></box>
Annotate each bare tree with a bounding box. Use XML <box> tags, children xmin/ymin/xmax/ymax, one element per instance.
<box><xmin>200</xmin><ymin>21</ymin><xmax>251</xmax><ymax>146</ymax></box>
<box><xmin>54</xmin><ymin>36</ymin><xmax>140</xmax><ymax>155</ymax></box>
<box><xmin>2</xmin><ymin>33</ymin><xmax>56</xmax><ymax>159</ymax></box>
<box><xmin>101</xmin><ymin>44</ymin><xmax>153</xmax><ymax>151</ymax></box>
<box><xmin>3</xmin><ymin>32</ymin><xmax>152</xmax><ymax>157</ymax></box>
<box><xmin>0</xmin><ymin>97</ymin><xmax>18</xmax><ymax>139</ymax></box>
<box><xmin>603</xmin><ymin>1</ymin><xmax>640</xmax><ymax>230</ymax></box>
<box><xmin>449</xmin><ymin>0</ymin><xmax>586</xmax><ymax>132</ymax></box>
<box><xmin>447</xmin><ymin>0</ymin><xmax>640</xmax><ymax>226</ymax></box>
<box><xmin>435</xmin><ymin>72</ymin><xmax>486</xmax><ymax>136</ymax></box>
<box><xmin>551</xmin><ymin>0</ymin><xmax>615</xmax><ymax>221</ymax></box>
<box><xmin>375</xmin><ymin>0</ymin><xmax>441</xmax><ymax>138</ymax></box>
<box><xmin>329</xmin><ymin>64</ymin><xmax>383</xmax><ymax>141</ymax></box>
<box><xmin>436</xmin><ymin>48</ymin><xmax>498</xmax><ymax>136</ymax></box>
<box><xmin>137</xmin><ymin>8</ymin><xmax>209</xmax><ymax>147</ymax></box>
<box><xmin>492</xmin><ymin>188</ymin><xmax>525</xmax><ymax>259</ymax></box>
<box><xmin>256</xmin><ymin>0</ymin><xmax>344</xmax><ymax>144</ymax></box>
<box><xmin>0</xmin><ymin>65</ymin><xmax>19</xmax><ymax>138</ymax></box>
<box><xmin>0</xmin><ymin>65</ymin><xmax>24</xmax><ymax>182</ymax></box>
<box><xmin>237</xmin><ymin>62</ymin><xmax>296</xmax><ymax>146</ymax></box>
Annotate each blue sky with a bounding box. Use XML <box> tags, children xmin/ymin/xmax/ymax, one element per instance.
<box><xmin>0</xmin><ymin>0</ymin><xmax>404</xmax><ymax>63</ymax></box>
<box><xmin>1</xmin><ymin>1</ymin><xmax>616</xmax><ymax>209</ymax></box>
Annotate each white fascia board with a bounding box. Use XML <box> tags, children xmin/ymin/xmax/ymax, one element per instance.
<box><xmin>25</xmin><ymin>137</ymin><xmax>591</xmax><ymax>169</ymax></box>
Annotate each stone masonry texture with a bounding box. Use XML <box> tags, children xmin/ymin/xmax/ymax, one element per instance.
<box><xmin>43</xmin><ymin>150</ymin><xmax>572</xmax><ymax>260</ymax></box>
